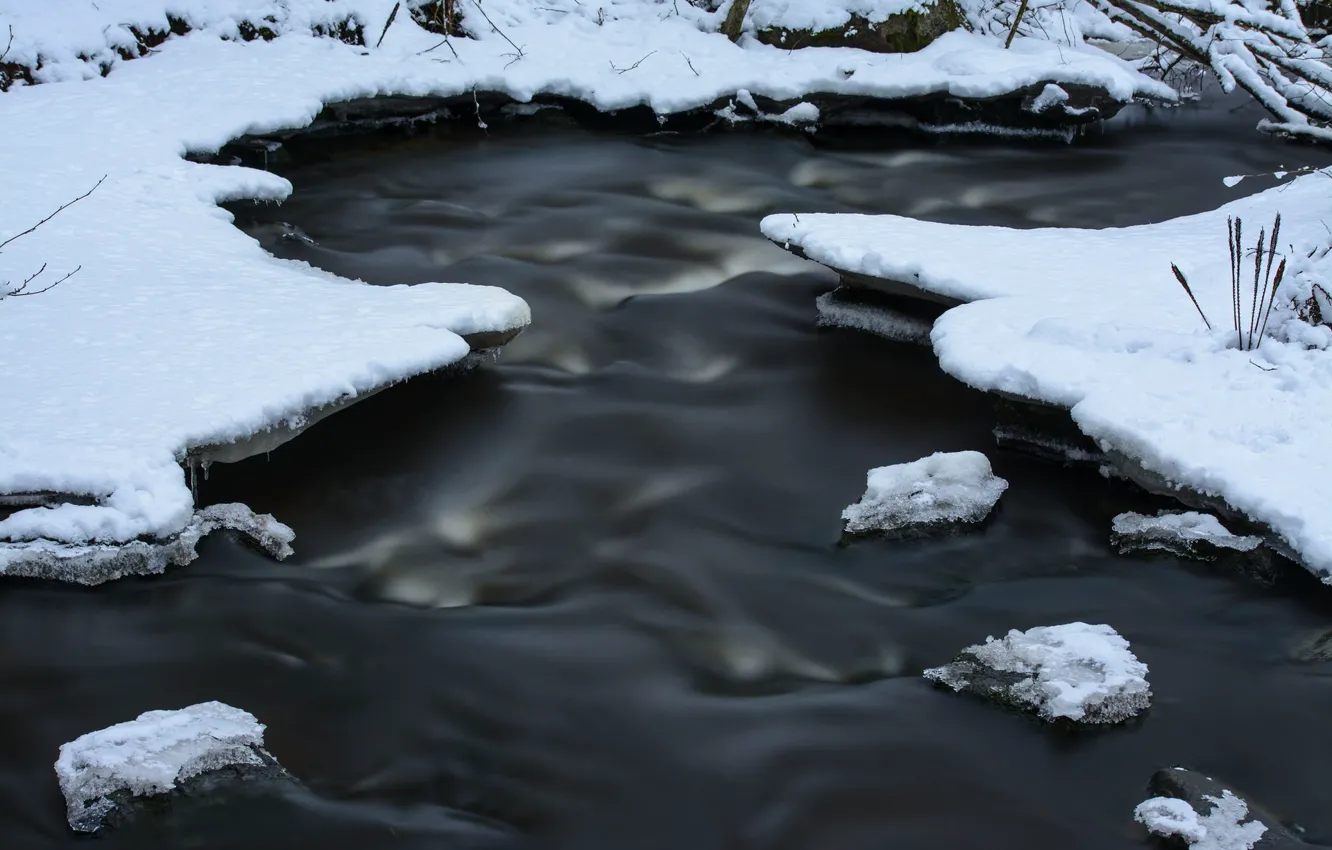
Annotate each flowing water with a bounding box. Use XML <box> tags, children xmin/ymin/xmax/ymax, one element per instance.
<box><xmin>7</xmin><ymin>90</ymin><xmax>1332</xmax><ymax>850</ymax></box>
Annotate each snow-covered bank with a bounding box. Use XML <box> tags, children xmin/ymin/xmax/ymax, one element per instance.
<box><xmin>761</xmin><ymin>172</ymin><xmax>1332</xmax><ymax>581</ymax></box>
<box><xmin>0</xmin><ymin>0</ymin><xmax>1177</xmax><ymax>576</ymax></box>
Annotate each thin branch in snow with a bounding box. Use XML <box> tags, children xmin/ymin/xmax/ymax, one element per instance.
<box><xmin>375</xmin><ymin>1</ymin><xmax>401</xmax><ymax>49</ymax></box>
<box><xmin>471</xmin><ymin>0</ymin><xmax>525</xmax><ymax>61</ymax></box>
<box><xmin>1</xmin><ymin>25</ymin><xmax>13</xmax><ymax>64</ymax></box>
<box><xmin>0</xmin><ymin>175</ymin><xmax>106</xmax><ymax>254</ymax></box>
<box><xmin>418</xmin><ymin>37</ymin><xmax>460</xmax><ymax>59</ymax></box>
<box><xmin>680</xmin><ymin>51</ymin><xmax>699</xmax><ymax>76</ymax></box>
<box><xmin>610</xmin><ymin>50</ymin><xmax>656</xmax><ymax>74</ymax></box>
<box><xmin>5</xmin><ymin>264</ymin><xmax>82</xmax><ymax>298</ymax></box>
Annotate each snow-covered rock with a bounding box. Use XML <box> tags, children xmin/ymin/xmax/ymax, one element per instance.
<box><xmin>0</xmin><ymin>504</ymin><xmax>294</xmax><ymax>585</ymax></box>
<box><xmin>1141</xmin><ymin>768</ymin><xmax>1304</xmax><ymax>850</ymax></box>
<box><xmin>842</xmin><ymin>450</ymin><xmax>1007</xmax><ymax>537</ymax></box>
<box><xmin>1135</xmin><ymin>792</ymin><xmax>1268</xmax><ymax>849</ymax></box>
<box><xmin>761</xmin><ymin>170</ymin><xmax>1332</xmax><ymax>584</ymax></box>
<box><xmin>55</xmin><ymin>701</ymin><xmax>287</xmax><ymax>833</ymax></box>
<box><xmin>924</xmin><ymin>622</ymin><xmax>1151</xmax><ymax>723</ymax></box>
<box><xmin>1112</xmin><ymin>511</ymin><xmax>1264</xmax><ymax>559</ymax></box>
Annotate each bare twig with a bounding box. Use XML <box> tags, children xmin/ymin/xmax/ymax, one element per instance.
<box><xmin>0</xmin><ymin>175</ymin><xmax>106</xmax><ymax>254</ymax></box>
<box><xmin>375</xmin><ymin>1</ymin><xmax>400</xmax><ymax>49</ymax></box>
<box><xmin>680</xmin><ymin>51</ymin><xmax>699</xmax><ymax>77</ymax></box>
<box><xmin>6</xmin><ymin>264</ymin><xmax>82</xmax><ymax>298</ymax></box>
<box><xmin>418</xmin><ymin>37</ymin><xmax>460</xmax><ymax>59</ymax></box>
<box><xmin>1</xmin><ymin>24</ymin><xmax>13</xmax><ymax>64</ymax></box>
<box><xmin>471</xmin><ymin>0</ymin><xmax>525</xmax><ymax>60</ymax></box>
<box><xmin>610</xmin><ymin>50</ymin><xmax>656</xmax><ymax>74</ymax></box>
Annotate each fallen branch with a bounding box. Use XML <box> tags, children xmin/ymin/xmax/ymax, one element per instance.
<box><xmin>375</xmin><ymin>1</ymin><xmax>400</xmax><ymax>49</ymax></box>
<box><xmin>471</xmin><ymin>0</ymin><xmax>525</xmax><ymax>61</ymax></box>
<box><xmin>610</xmin><ymin>50</ymin><xmax>656</xmax><ymax>74</ymax></box>
<box><xmin>1</xmin><ymin>175</ymin><xmax>105</xmax><ymax>301</ymax></box>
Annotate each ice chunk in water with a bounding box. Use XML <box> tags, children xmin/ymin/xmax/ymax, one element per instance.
<box><xmin>842</xmin><ymin>450</ymin><xmax>1007</xmax><ymax>537</ymax></box>
<box><xmin>924</xmin><ymin>622</ymin><xmax>1151</xmax><ymax>723</ymax></box>
<box><xmin>1135</xmin><ymin>791</ymin><xmax>1268</xmax><ymax>850</ymax></box>
<box><xmin>1112</xmin><ymin>511</ymin><xmax>1263</xmax><ymax>557</ymax></box>
<box><xmin>55</xmin><ymin>701</ymin><xmax>272</xmax><ymax>832</ymax></box>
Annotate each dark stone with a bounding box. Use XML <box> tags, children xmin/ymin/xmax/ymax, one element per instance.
<box><xmin>754</xmin><ymin>3</ymin><xmax>963</xmax><ymax>54</ymax></box>
<box><xmin>83</xmin><ymin>748</ymin><xmax>295</xmax><ymax>834</ymax></box>
<box><xmin>1146</xmin><ymin>768</ymin><xmax>1310</xmax><ymax>849</ymax></box>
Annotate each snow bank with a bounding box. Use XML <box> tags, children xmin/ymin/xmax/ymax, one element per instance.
<box><xmin>843</xmin><ymin>450</ymin><xmax>1007</xmax><ymax>536</ymax></box>
<box><xmin>761</xmin><ymin>171</ymin><xmax>1332</xmax><ymax>581</ymax></box>
<box><xmin>56</xmin><ymin>701</ymin><xmax>276</xmax><ymax>832</ymax></box>
<box><xmin>0</xmin><ymin>0</ymin><xmax>1174</xmax><ymax>570</ymax></box>
<box><xmin>1135</xmin><ymin>791</ymin><xmax>1268</xmax><ymax>850</ymax></box>
<box><xmin>924</xmin><ymin>622</ymin><xmax>1152</xmax><ymax>723</ymax></box>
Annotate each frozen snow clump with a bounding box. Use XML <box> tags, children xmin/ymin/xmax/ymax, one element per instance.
<box><xmin>55</xmin><ymin>701</ymin><xmax>280</xmax><ymax>832</ymax></box>
<box><xmin>1135</xmin><ymin>790</ymin><xmax>1268</xmax><ymax>850</ymax></box>
<box><xmin>842</xmin><ymin>450</ymin><xmax>1007</xmax><ymax>537</ymax></box>
<box><xmin>924</xmin><ymin>622</ymin><xmax>1151</xmax><ymax>723</ymax></box>
<box><xmin>1112</xmin><ymin>511</ymin><xmax>1263</xmax><ymax>559</ymax></box>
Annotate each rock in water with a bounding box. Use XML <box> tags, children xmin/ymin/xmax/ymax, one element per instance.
<box><xmin>56</xmin><ymin>701</ymin><xmax>289</xmax><ymax>833</ymax></box>
<box><xmin>842</xmin><ymin>450</ymin><xmax>1007</xmax><ymax>538</ymax></box>
<box><xmin>1137</xmin><ymin>768</ymin><xmax>1307</xmax><ymax>849</ymax></box>
<box><xmin>923</xmin><ymin>622</ymin><xmax>1151</xmax><ymax>724</ymax></box>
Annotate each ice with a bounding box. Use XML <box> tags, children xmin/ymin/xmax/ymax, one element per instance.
<box><xmin>1112</xmin><ymin>511</ymin><xmax>1264</xmax><ymax>559</ymax></box>
<box><xmin>761</xmin><ymin>168</ymin><xmax>1332</xmax><ymax>582</ymax></box>
<box><xmin>924</xmin><ymin>622</ymin><xmax>1152</xmax><ymax>723</ymax></box>
<box><xmin>55</xmin><ymin>701</ymin><xmax>274</xmax><ymax>833</ymax></box>
<box><xmin>0</xmin><ymin>504</ymin><xmax>294</xmax><ymax>585</ymax></box>
<box><xmin>842</xmin><ymin>450</ymin><xmax>1007</xmax><ymax>536</ymax></box>
<box><xmin>1135</xmin><ymin>791</ymin><xmax>1268</xmax><ymax>850</ymax></box>
<box><xmin>815</xmin><ymin>290</ymin><xmax>933</xmax><ymax>344</ymax></box>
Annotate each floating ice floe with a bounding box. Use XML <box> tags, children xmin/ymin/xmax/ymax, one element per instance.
<box><xmin>842</xmin><ymin>450</ymin><xmax>1007</xmax><ymax>537</ymax></box>
<box><xmin>55</xmin><ymin>701</ymin><xmax>286</xmax><ymax>833</ymax></box>
<box><xmin>1112</xmin><ymin>511</ymin><xmax>1263</xmax><ymax>559</ymax></box>
<box><xmin>0</xmin><ymin>504</ymin><xmax>294</xmax><ymax>586</ymax></box>
<box><xmin>924</xmin><ymin>622</ymin><xmax>1151</xmax><ymax>723</ymax></box>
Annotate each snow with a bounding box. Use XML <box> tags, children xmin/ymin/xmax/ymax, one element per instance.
<box><xmin>842</xmin><ymin>450</ymin><xmax>1007</xmax><ymax>535</ymax></box>
<box><xmin>924</xmin><ymin>622</ymin><xmax>1152</xmax><ymax>723</ymax></box>
<box><xmin>1112</xmin><ymin>510</ymin><xmax>1264</xmax><ymax>556</ymax></box>
<box><xmin>1135</xmin><ymin>797</ymin><xmax>1208</xmax><ymax>843</ymax></box>
<box><xmin>55</xmin><ymin>701</ymin><xmax>271</xmax><ymax>833</ymax></box>
<box><xmin>761</xmin><ymin>169</ymin><xmax>1332</xmax><ymax>581</ymax></box>
<box><xmin>1135</xmin><ymin>791</ymin><xmax>1268</xmax><ymax>850</ymax></box>
<box><xmin>0</xmin><ymin>0</ymin><xmax>1174</xmax><ymax>571</ymax></box>
<box><xmin>746</xmin><ymin>0</ymin><xmax>931</xmax><ymax>33</ymax></box>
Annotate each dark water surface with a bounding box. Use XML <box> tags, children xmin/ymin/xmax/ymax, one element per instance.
<box><xmin>7</xmin><ymin>92</ymin><xmax>1332</xmax><ymax>849</ymax></box>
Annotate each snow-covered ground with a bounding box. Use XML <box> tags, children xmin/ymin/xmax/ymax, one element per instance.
<box><xmin>763</xmin><ymin>172</ymin><xmax>1332</xmax><ymax>581</ymax></box>
<box><xmin>0</xmin><ymin>0</ymin><xmax>1176</xmax><ymax>574</ymax></box>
